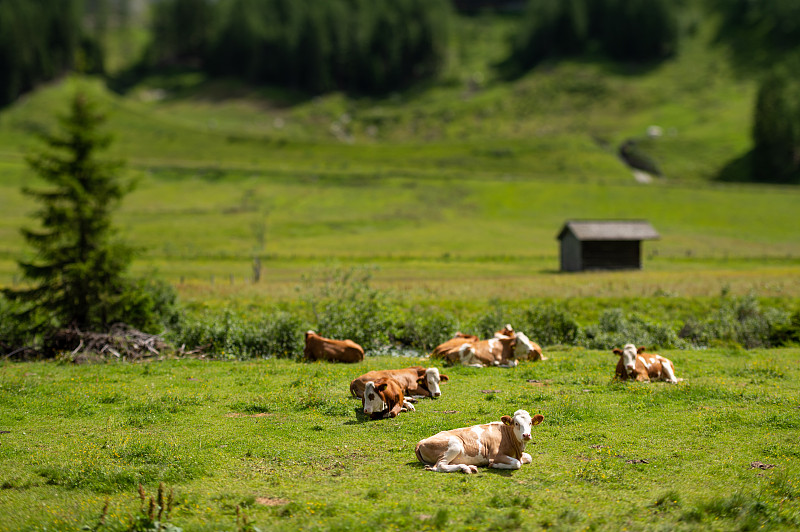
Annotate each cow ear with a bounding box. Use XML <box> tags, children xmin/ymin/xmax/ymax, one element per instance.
<box><xmin>532</xmin><ymin>414</ymin><xmax>544</xmax><ymax>426</ymax></box>
<box><xmin>377</xmin><ymin>383</ymin><xmax>388</xmax><ymax>392</ymax></box>
<box><xmin>613</xmin><ymin>349</ymin><xmax>622</xmax><ymax>355</ymax></box>
<box><xmin>439</xmin><ymin>374</ymin><xmax>449</xmax><ymax>382</ymax></box>
<box><xmin>417</xmin><ymin>378</ymin><xmax>425</xmax><ymax>386</ymax></box>
<box><xmin>501</xmin><ymin>415</ymin><xmax>512</xmax><ymax>426</ymax></box>
<box><xmin>637</xmin><ymin>346</ymin><xmax>646</xmax><ymax>354</ymax></box>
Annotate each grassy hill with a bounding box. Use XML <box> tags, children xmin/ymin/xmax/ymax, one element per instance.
<box><xmin>1</xmin><ymin>13</ymin><xmax>798</xmax><ymax>303</ymax></box>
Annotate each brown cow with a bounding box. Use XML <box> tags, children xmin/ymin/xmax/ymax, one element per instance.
<box><xmin>514</xmin><ymin>332</ymin><xmax>547</xmax><ymax>361</ymax></box>
<box><xmin>350</xmin><ymin>366</ymin><xmax>449</xmax><ymax>399</ymax></box>
<box><xmin>457</xmin><ymin>334</ymin><xmax>517</xmax><ymax>367</ymax></box>
<box><xmin>613</xmin><ymin>343</ymin><xmax>678</xmax><ymax>383</ymax></box>
<box><xmin>430</xmin><ymin>325</ymin><xmax>515</xmax><ymax>364</ymax></box>
<box><xmin>415</xmin><ymin>410</ymin><xmax>544</xmax><ymax>473</ymax></box>
<box><xmin>430</xmin><ymin>332</ymin><xmax>479</xmax><ymax>363</ymax></box>
<box><xmin>362</xmin><ymin>377</ymin><xmax>415</xmax><ymax>419</ymax></box>
<box><xmin>303</xmin><ymin>330</ymin><xmax>364</xmax><ymax>363</ymax></box>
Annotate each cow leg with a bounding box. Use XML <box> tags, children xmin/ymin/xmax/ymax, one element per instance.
<box><xmin>426</xmin><ymin>440</ymin><xmax>477</xmax><ymax>474</ymax></box>
<box><xmin>401</xmin><ymin>400</ymin><xmax>416</xmax><ymax>412</ymax></box>
<box><xmin>521</xmin><ymin>452</ymin><xmax>532</xmax><ymax>465</ymax></box>
<box><xmin>488</xmin><ymin>455</ymin><xmax>522</xmax><ymax>470</ymax></box>
<box><xmin>659</xmin><ymin>359</ymin><xmax>678</xmax><ymax>384</ymax></box>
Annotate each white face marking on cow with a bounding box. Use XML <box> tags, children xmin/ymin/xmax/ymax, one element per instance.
<box><xmin>514</xmin><ymin>332</ymin><xmax>535</xmax><ymax>359</ymax></box>
<box><xmin>425</xmin><ymin>368</ymin><xmax>442</xmax><ymax>397</ymax></box>
<box><xmin>362</xmin><ymin>381</ymin><xmax>386</xmax><ymax>415</ymax></box>
<box><xmin>620</xmin><ymin>344</ymin><xmax>638</xmax><ymax>375</ymax></box>
<box><xmin>511</xmin><ymin>410</ymin><xmax>533</xmax><ymax>442</ymax></box>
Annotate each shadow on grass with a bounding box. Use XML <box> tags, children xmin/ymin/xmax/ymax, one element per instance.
<box><xmin>404</xmin><ymin>460</ymin><xmax>519</xmax><ymax>476</ymax></box>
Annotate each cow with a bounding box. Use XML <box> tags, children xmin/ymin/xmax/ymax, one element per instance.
<box><xmin>350</xmin><ymin>366</ymin><xmax>449</xmax><ymax>399</ymax></box>
<box><xmin>514</xmin><ymin>332</ymin><xmax>547</xmax><ymax>361</ymax></box>
<box><xmin>613</xmin><ymin>344</ymin><xmax>679</xmax><ymax>383</ymax></box>
<box><xmin>415</xmin><ymin>409</ymin><xmax>544</xmax><ymax>473</ymax></box>
<box><xmin>362</xmin><ymin>377</ymin><xmax>416</xmax><ymax>419</ymax></box>
<box><xmin>458</xmin><ymin>334</ymin><xmax>517</xmax><ymax>367</ymax></box>
<box><xmin>303</xmin><ymin>331</ymin><xmax>364</xmax><ymax>363</ymax></box>
<box><xmin>430</xmin><ymin>333</ymin><xmax>479</xmax><ymax>363</ymax></box>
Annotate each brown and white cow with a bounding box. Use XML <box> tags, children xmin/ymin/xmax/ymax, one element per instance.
<box><xmin>362</xmin><ymin>377</ymin><xmax>416</xmax><ymax>420</ymax></box>
<box><xmin>303</xmin><ymin>331</ymin><xmax>364</xmax><ymax>363</ymax></box>
<box><xmin>613</xmin><ymin>343</ymin><xmax>678</xmax><ymax>383</ymax></box>
<box><xmin>430</xmin><ymin>333</ymin><xmax>479</xmax><ymax>363</ymax></box>
<box><xmin>458</xmin><ymin>334</ymin><xmax>517</xmax><ymax>367</ymax></box>
<box><xmin>514</xmin><ymin>331</ymin><xmax>546</xmax><ymax>361</ymax></box>
<box><xmin>350</xmin><ymin>366</ymin><xmax>449</xmax><ymax>399</ymax></box>
<box><xmin>415</xmin><ymin>410</ymin><xmax>544</xmax><ymax>473</ymax></box>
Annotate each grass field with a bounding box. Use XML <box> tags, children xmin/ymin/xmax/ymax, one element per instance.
<box><xmin>1</xmin><ymin>349</ymin><xmax>799</xmax><ymax>531</ymax></box>
<box><xmin>1</xmin><ymin>11</ymin><xmax>800</xmax><ymax>531</ymax></box>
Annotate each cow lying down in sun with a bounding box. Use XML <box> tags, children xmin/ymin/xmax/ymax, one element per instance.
<box><xmin>613</xmin><ymin>344</ymin><xmax>680</xmax><ymax>383</ymax></box>
<box><xmin>361</xmin><ymin>377</ymin><xmax>416</xmax><ymax>420</ymax></box>
<box><xmin>350</xmin><ymin>366</ymin><xmax>448</xmax><ymax>400</ymax></box>
<box><xmin>415</xmin><ymin>410</ymin><xmax>544</xmax><ymax>473</ymax></box>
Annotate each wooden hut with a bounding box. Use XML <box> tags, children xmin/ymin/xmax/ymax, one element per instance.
<box><xmin>557</xmin><ymin>220</ymin><xmax>660</xmax><ymax>272</ymax></box>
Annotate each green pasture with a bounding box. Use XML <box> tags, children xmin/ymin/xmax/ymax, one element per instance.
<box><xmin>1</xmin><ymin>12</ymin><xmax>797</xmax><ymax>303</ymax></box>
<box><xmin>1</xmin><ymin>349</ymin><xmax>799</xmax><ymax>531</ymax></box>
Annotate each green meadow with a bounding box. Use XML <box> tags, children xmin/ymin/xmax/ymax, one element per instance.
<box><xmin>1</xmin><ymin>349</ymin><xmax>799</xmax><ymax>531</ymax></box>
<box><xmin>1</xmin><ymin>10</ymin><xmax>800</xmax><ymax>532</ymax></box>
<box><xmin>0</xmin><ymin>13</ymin><xmax>798</xmax><ymax>303</ymax></box>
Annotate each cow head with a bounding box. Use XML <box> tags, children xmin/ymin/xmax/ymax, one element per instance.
<box><xmin>496</xmin><ymin>324</ymin><xmax>515</xmax><ymax>338</ymax></box>
<box><xmin>513</xmin><ymin>332</ymin><xmax>536</xmax><ymax>359</ymax></box>
<box><xmin>613</xmin><ymin>344</ymin><xmax>639</xmax><ymax>376</ymax></box>
<box><xmin>417</xmin><ymin>367</ymin><xmax>448</xmax><ymax>398</ymax></box>
<box><xmin>501</xmin><ymin>409</ymin><xmax>544</xmax><ymax>442</ymax></box>
<box><xmin>362</xmin><ymin>381</ymin><xmax>387</xmax><ymax>416</ymax></box>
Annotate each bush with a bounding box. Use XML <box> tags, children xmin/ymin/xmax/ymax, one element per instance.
<box><xmin>167</xmin><ymin>309</ymin><xmax>305</xmax><ymax>359</ymax></box>
<box><xmin>303</xmin><ymin>266</ymin><xmax>392</xmax><ymax>350</ymax></box>
<box><xmin>678</xmin><ymin>295</ymin><xmax>791</xmax><ymax>349</ymax></box>
<box><xmin>580</xmin><ymin>308</ymin><xmax>685</xmax><ymax>350</ymax></box>
<box><xmin>388</xmin><ymin>307</ymin><xmax>459</xmax><ymax>352</ymax></box>
<box><xmin>514</xmin><ymin>304</ymin><xmax>580</xmax><ymax>347</ymax></box>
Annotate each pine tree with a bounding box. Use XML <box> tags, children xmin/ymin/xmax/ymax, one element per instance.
<box><xmin>3</xmin><ymin>91</ymin><xmax>134</xmax><ymax>333</ymax></box>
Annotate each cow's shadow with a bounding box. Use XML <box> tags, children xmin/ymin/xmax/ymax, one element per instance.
<box><xmin>404</xmin><ymin>461</ymin><xmax>516</xmax><ymax>476</ymax></box>
<box><xmin>343</xmin><ymin>407</ymin><xmax>380</xmax><ymax>424</ymax></box>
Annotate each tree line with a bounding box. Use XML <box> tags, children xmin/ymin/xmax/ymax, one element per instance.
<box><xmin>0</xmin><ymin>0</ymin><xmax>798</xmax><ymax>182</ymax></box>
<box><xmin>145</xmin><ymin>0</ymin><xmax>452</xmax><ymax>95</ymax></box>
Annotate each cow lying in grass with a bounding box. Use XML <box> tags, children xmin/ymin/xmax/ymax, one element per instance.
<box><xmin>430</xmin><ymin>324</ymin><xmax>545</xmax><ymax>367</ymax></box>
<box><xmin>350</xmin><ymin>367</ymin><xmax>449</xmax><ymax>399</ymax></box>
<box><xmin>613</xmin><ymin>344</ymin><xmax>679</xmax><ymax>383</ymax></box>
<box><xmin>361</xmin><ymin>378</ymin><xmax>416</xmax><ymax>420</ymax></box>
<box><xmin>415</xmin><ymin>410</ymin><xmax>544</xmax><ymax>473</ymax></box>
<box><xmin>303</xmin><ymin>331</ymin><xmax>364</xmax><ymax>363</ymax></box>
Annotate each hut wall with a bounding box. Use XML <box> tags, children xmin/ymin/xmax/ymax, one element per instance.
<box><xmin>559</xmin><ymin>232</ymin><xmax>582</xmax><ymax>272</ymax></box>
<box><xmin>581</xmin><ymin>240</ymin><xmax>641</xmax><ymax>270</ymax></box>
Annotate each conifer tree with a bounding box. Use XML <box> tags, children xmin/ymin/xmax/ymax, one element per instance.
<box><xmin>3</xmin><ymin>92</ymin><xmax>133</xmax><ymax>332</ymax></box>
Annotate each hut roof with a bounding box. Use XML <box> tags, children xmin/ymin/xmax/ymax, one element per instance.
<box><xmin>557</xmin><ymin>220</ymin><xmax>660</xmax><ymax>241</ymax></box>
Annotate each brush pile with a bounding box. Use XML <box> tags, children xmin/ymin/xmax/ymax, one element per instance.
<box><xmin>50</xmin><ymin>323</ymin><xmax>171</xmax><ymax>361</ymax></box>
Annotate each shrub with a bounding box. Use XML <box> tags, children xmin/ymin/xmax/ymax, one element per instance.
<box><xmin>678</xmin><ymin>295</ymin><xmax>791</xmax><ymax>349</ymax></box>
<box><xmin>580</xmin><ymin>308</ymin><xmax>684</xmax><ymax>350</ymax></box>
<box><xmin>167</xmin><ymin>309</ymin><xmax>305</xmax><ymax>359</ymax></box>
<box><xmin>388</xmin><ymin>307</ymin><xmax>459</xmax><ymax>352</ymax></box>
<box><xmin>303</xmin><ymin>266</ymin><xmax>392</xmax><ymax>350</ymax></box>
<box><xmin>516</xmin><ymin>304</ymin><xmax>581</xmax><ymax>347</ymax></box>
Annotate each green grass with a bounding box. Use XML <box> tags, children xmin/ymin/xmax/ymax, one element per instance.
<box><xmin>1</xmin><ymin>349</ymin><xmax>799</xmax><ymax>531</ymax></box>
<box><xmin>1</xmin><ymin>14</ymin><xmax>798</xmax><ymax>302</ymax></box>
